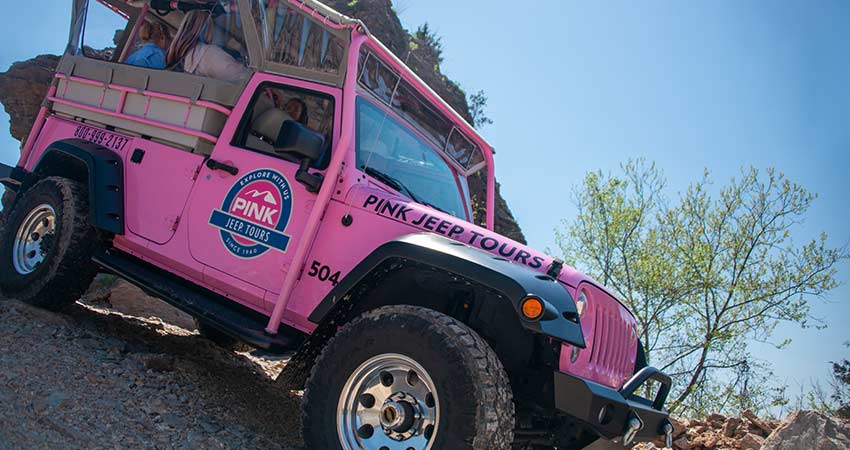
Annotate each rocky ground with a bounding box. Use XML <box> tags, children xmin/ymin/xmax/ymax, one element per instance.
<box><xmin>1</xmin><ymin>278</ymin><xmax>848</xmax><ymax>449</ymax></box>
<box><xmin>636</xmin><ymin>410</ymin><xmax>850</xmax><ymax>450</ymax></box>
<box><xmin>0</xmin><ymin>279</ymin><xmax>303</xmax><ymax>450</ymax></box>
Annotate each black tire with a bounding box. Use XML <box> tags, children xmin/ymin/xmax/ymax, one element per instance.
<box><xmin>302</xmin><ymin>305</ymin><xmax>516</xmax><ymax>450</ymax></box>
<box><xmin>0</xmin><ymin>177</ymin><xmax>100</xmax><ymax>309</ymax></box>
<box><xmin>195</xmin><ymin>320</ymin><xmax>253</xmax><ymax>352</ymax></box>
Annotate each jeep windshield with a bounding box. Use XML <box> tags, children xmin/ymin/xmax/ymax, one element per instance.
<box><xmin>356</xmin><ymin>97</ymin><xmax>471</xmax><ymax>219</ymax></box>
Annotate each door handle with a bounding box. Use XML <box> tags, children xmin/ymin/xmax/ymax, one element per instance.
<box><xmin>206</xmin><ymin>159</ymin><xmax>239</xmax><ymax>176</ymax></box>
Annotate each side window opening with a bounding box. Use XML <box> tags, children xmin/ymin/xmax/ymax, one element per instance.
<box><xmin>234</xmin><ymin>83</ymin><xmax>335</xmax><ymax>169</ymax></box>
<box><xmin>79</xmin><ymin>0</ymin><xmax>252</xmax><ymax>83</ymax></box>
<box><xmin>81</xmin><ymin>1</ymin><xmax>130</xmax><ymax>62</ymax></box>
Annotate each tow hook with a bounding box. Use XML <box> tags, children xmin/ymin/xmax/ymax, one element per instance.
<box><xmin>622</xmin><ymin>414</ymin><xmax>644</xmax><ymax>446</ymax></box>
<box><xmin>662</xmin><ymin>422</ymin><xmax>674</xmax><ymax>448</ymax></box>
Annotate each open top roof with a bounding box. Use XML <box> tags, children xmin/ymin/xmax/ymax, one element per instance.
<box><xmin>68</xmin><ymin>0</ymin><xmax>494</xmax><ymax>170</ymax></box>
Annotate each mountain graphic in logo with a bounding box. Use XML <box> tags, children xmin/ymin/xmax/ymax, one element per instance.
<box><xmin>210</xmin><ymin>169</ymin><xmax>293</xmax><ymax>259</ymax></box>
<box><xmin>245</xmin><ymin>189</ymin><xmax>278</xmax><ymax>205</ymax></box>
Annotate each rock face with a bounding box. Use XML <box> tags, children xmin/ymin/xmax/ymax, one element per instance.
<box><xmin>760</xmin><ymin>410</ymin><xmax>850</xmax><ymax>450</ymax></box>
<box><xmin>0</xmin><ymin>0</ymin><xmax>527</xmax><ymax>243</ymax></box>
<box><xmin>0</xmin><ymin>54</ymin><xmax>59</xmax><ymax>146</ymax></box>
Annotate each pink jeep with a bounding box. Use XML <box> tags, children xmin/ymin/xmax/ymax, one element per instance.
<box><xmin>0</xmin><ymin>1</ymin><xmax>672</xmax><ymax>448</ymax></box>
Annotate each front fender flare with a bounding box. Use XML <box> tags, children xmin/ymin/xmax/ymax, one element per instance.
<box><xmin>308</xmin><ymin>233</ymin><xmax>586</xmax><ymax>348</ymax></box>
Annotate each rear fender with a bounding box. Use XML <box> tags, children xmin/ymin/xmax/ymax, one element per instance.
<box><xmin>31</xmin><ymin>139</ymin><xmax>124</xmax><ymax>234</ymax></box>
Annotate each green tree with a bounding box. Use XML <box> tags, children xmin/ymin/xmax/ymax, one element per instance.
<box><xmin>468</xmin><ymin>90</ymin><xmax>494</xmax><ymax>129</ymax></box>
<box><xmin>556</xmin><ymin>160</ymin><xmax>848</xmax><ymax>415</ymax></box>
<box><xmin>829</xmin><ymin>343</ymin><xmax>850</xmax><ymax>419</ymax></box>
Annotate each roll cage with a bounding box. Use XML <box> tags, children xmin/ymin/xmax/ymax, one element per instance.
<box><xmin>64</xmin><ymin>0</ymin><xmax>497</xmax><ymax>229</ymax></box>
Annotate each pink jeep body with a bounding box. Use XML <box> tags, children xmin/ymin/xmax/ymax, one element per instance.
<box><xmin>0</xmin><ymin>0</ymin><xmax>672</xmax><ymax>447</ymax></box>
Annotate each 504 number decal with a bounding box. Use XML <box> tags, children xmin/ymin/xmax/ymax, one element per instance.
<box><xmin>307</xmin><ymin>261</ymin><xmax>341</xmax><ymax>286</ymax></box>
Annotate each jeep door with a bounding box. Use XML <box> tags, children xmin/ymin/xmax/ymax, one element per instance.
<box><xmin>184</xmin><ymin>76</ymin><xmax>340</xmax><ymax>309</ymax></box>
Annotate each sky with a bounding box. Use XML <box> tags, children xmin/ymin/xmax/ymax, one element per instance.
<box><xmin>1</xmin><ymin>1</ymin><xmax>849</xmax><ymax>398</ymax></box>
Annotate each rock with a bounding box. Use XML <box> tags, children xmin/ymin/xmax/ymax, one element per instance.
<box><xmin>143</xmin><ymin>354</ymin><xmax>176</xmax><ymax>373</ymax></box>
<box><xmin>740</xmin><ymin>433</ymin><xmax>765</xmax><ymax>449</ymax></box>
<box><xmin>707</xmin><ymin>413</ymin><xmax>725</xmax><ymax>424</ymax></box>
<box><xmin>672</xmin><ymin>436</ymin><xmax>691</xmax><ymax>449</ymax></box>
<box><xmin>722</xmin><ymin>416</ymin><xmax>740</xmax><ymax>437</ymax></box>
<box><xmin>670</xmin><ymin>416</ymin><xmax>687</xmax><ymax>438</ymax></box>
<box><xmin>46</xmin><ymin>391</ymin><xmax>69</xmax><ymax>409</ymax></box>
<box><xmin>743</xmin><ymin>409</ymin><xmax>775</xmax><ymax>435</ymax></box>
<box><xmin>0</xmin><ymin>54</ymin><xmax>59</xmax><ymax>144</ymax></box>
<box><xmin>760</xmin><ymin>410</ymin><xmax>850</xmax><ymax>450</ymax></box>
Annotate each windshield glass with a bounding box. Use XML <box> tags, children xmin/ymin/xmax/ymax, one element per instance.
<box><xmin>356</xmin><ymin>97</ymin><xmax>470</xmax><ymax>219</ymax></box>
<box><xmin>358</xmin><ymin>49</ymin><xmax>485</xmax><ymax>175</ymax></box>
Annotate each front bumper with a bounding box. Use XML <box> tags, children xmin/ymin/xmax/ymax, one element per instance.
<box><xmin>554</xmin><ymin>366</ymin><xmax>672</xmax><ymax>443</ymax></box>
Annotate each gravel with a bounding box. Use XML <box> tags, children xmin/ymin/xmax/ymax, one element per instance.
<box><xmin>0</xmin><ymin>282</ymin><xmax>304</xmax><ymax>450</ymax></box>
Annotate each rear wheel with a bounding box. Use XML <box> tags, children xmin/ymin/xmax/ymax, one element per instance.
<box><xmin>0</xmin><ymin>177</ymin><xmax>100</xmax><ymax>309</ymax></box>
<box><xmin>302</xmin><ymin>305</ymin><xmax>515</xmax><ymax>450</ymax></box>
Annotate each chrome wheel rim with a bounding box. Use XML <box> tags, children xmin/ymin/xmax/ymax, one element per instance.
<box><xmin>12</xmin><ymin>204</ymin><xmax>56</xmax><ymax>275</ymax></box>
<box><xmin>337</xmin><ymin>353</ymin><xmax>439</xmax><ymax>450</ymax></box>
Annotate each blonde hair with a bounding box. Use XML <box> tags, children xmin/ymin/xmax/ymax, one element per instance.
<box><xmin>139</xmin><ymin>21</ymin><xmax>170</xmax><ymax>45</ymax></box>
<box><xmin>166</xmin><ymin>10</ymin><xmax>213</xmax><ymax>67</ymax></box>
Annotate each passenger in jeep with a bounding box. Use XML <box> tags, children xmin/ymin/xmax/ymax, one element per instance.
<box><xmin>166</xmin><ymin>10</ymin><xmax>250</xmax><ymax>83</ymax></box>
<box><xmin>284</xmin><ymin>98</ymin><xmax>309</xmax><ymax>125</ymax></box>
<box><xmin>125</xmin><ymin>21</ymin><xmax>171</xmax><ymax>69</ymax></box>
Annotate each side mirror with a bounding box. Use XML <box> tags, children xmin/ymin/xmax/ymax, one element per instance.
<box><xmin>274</xmin><ymin>121</ymin><xmax>326</xmax><ymax>193</ymax></box>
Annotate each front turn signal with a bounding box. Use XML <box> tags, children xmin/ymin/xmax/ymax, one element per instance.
<box><xmin>521</xmin><ymin>297</ymin><xmax>545</xmax><ymax>320</ymax></box>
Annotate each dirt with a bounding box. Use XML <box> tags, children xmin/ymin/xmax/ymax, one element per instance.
<box><xmin>0</xmin><ymin>282</ymin><xmax>303</xmax><ymax>450</ymax></box>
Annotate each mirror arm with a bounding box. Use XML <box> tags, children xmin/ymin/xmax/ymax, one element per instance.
<box><xmin>295</xmin><ymin>158</ymin><xmax>324</xmax><ymax>193</ymax></box>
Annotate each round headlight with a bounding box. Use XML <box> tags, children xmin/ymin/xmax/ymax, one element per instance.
<box><xmin>576</xmin><ymin>289</ymin><xmax>588</xmax><ymax>317</ymax></box>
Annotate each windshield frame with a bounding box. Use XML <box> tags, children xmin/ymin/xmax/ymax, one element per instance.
<box><xmin>355</xmin><ymin>93</ymin><xmax>473</xmax><ymax>221</ymax></box>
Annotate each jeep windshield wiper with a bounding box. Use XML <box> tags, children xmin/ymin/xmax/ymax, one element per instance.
<box><xmin>362</xmin><ymin>167</ymin><xmax>449</xmax><ymax>214</ymax></box>
<box><xmin>362</xmin><ymin>167</ymin><xmax>419</xmax><ymax>200</ymax></box>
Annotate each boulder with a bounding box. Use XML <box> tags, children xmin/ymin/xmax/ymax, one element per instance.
<box><xmin>743</xmin><ymin>409</ymin><xmax>775</xmax><ymax>435</ymax></box>
<box><xmin>740</xmin><ymin>433</ymin><xmax>765</xmax><ymax>450</ymax></box>
<box><xmin>760</xmin><ymin>410</ymin><xmax>850</xmax><ymax>450</ymax></box>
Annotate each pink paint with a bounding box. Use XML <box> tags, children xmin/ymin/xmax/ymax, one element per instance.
<box><xmin>20</xmin><ymin>83</ymin><xmax>56</xmax><ymax>166</ymax></box>
<box><xmin>47</xmin><ymin>96</ymin><xmax>220</xmax><ymax>144</ymax></box>
<box><xmin>263</xmin><ymin>33</ymin><xmax>365</xmax><ymax>333</ymax></box>
<box><xmin>13</xmin><ymin>5</ymin><xmax>642</xmax><ymax>392</ymax></box>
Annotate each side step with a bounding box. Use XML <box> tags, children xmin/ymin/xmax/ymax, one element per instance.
<box><xmin>93</xmin><ymin>249</ymin><xmax>304</xmax><ymax>353</ymax></box>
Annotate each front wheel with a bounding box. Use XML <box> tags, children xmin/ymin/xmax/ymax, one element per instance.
<box><xmin>0</xmin><ymin>177</ymin><xmax>100</xmax><ymax>309</ymax></box>
<box><xmin>302</xmin><ymin>305</ymin><xmax>516</xmax><ymax>450</ymax></box>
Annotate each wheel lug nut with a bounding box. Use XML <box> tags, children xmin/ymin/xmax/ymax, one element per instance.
<box><xmin>425</xmin><ymin>393</ymin><xmax>435</xmax><ymax>408</ymax></box>
<box><xmin>359</xmin><ymin>393</ymin><xmax>375</xmax><ymax>408</ymax></box>
<box><xmin>30</xmin><ymin>232</ymin><xmax>40</xmax><ymax>241</ymax></box>
<box><xmin>357</xmin><ymin>424</ymin><xmax>374</xmax><ymax>438</ymax></box>
<box><xmin>406</xmin><ymin>370</ymin><xmax>419</xmax><ymax>386</ymax></box>
<box><xmin>424</xmin><ymin>424</ymin><xmax>434</xmax><ymax>440</ymax></box>
<box><xmin>380</xmin><ymin>371</ymin><xmax>393</xmax><ymax>387</ymax></box>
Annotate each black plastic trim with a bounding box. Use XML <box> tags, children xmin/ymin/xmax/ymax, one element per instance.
<box><xmin>308</xmin><ymin>233</ymin><xmax>586</xmax><ymax>348</ymax></box>
<box><xmin>0</xmin><ymin>163</ymin><xmax>17</xmax><ymax>193</ymax></box>
<box><xmin>93</xmin><ymin>249</ymin><xmax>304</xmax><ymax>353</ymax></box>
<box><xmin>553</xmin><ymin>369</ymin><xmax>670</xmax><ymax>441</ymax></box>
<box><xmin>35</xmin><ymin>139</ymin><xmax>125</xmax><ymax>234</ymax></box>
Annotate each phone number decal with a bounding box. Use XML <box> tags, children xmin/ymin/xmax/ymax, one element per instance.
<box><xmin>73</xmin><ymin>125</ymin><xmax>130</xmax><ymax>152</ymax></box>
